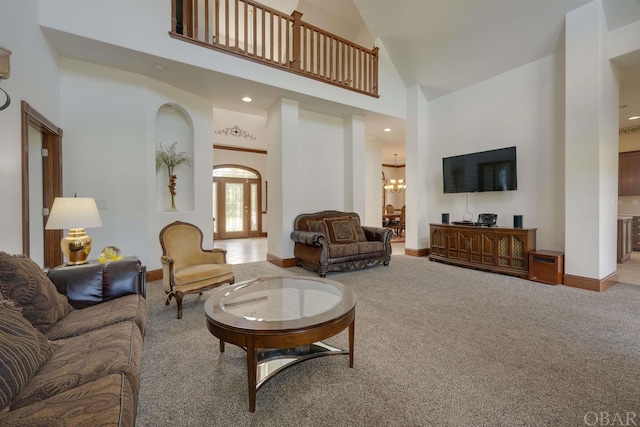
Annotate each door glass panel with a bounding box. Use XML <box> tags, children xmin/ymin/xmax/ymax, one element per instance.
<box><xmin>213</xmin><ymin>168</ymin><xmax>258</xmax><ymax>179</ymax></box>
<box><xmin>250</xmin><ymin>183</ymin><xmax>258</xmax><ymax>232</ymax></box>
<box><xmin>225</xmin><ymin>182</ymin><xmax>244</xmax><ymax>232</ymax></box>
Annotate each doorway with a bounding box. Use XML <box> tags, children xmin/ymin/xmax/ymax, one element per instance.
<box><xmin>213</xmin><ymin>165</ymin><xmax>262</xmax><ymax>240</ymax></box>
<box><xmin>21</xmin><ymin>101</ymin><xmax>63</xmax><ymax>268</ymax></box>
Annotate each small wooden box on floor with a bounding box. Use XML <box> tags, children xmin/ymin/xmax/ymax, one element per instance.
<box><xmin>528</xmin><ymin>250</ymin><xmax>564</xmax><ymax>285</ymax></box>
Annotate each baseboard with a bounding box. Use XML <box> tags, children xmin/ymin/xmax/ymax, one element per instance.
<box><xmin>404</xmin><ymin>247</ymin><xmax>430</xmax><ymax>257</ymax></box>
<box><xmin>563</xmin><ymin>271</ymin><xmax>618</xmax><ymax>292</ymax></box>
<box><xmin>267</xmin><ymin>253</ymin><xmax>297</xmax><ymax>268</ymax></box>
<box><xmin>146</xmin><ymin>268</ymin><xmax>162</xmax><ymax>282</ymax></box>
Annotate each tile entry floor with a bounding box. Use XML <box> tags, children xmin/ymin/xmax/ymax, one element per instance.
<box><xmin>214</xmin><ymin>237</ymin><xmax>640</xmax><ymax>286</ymax></box>
<box><xmin>214</xmin><ymin>237</ymin><xmax>405</xmax><ymax>265</ymax></box>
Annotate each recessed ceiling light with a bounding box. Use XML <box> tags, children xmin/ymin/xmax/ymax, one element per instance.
<box><xmin>384</xmin><ymin>128</ymin><xmax>391</xmax><ymax>132</ymax></box>
<box><xmin>242</xmin><ymin>97</ymin><xmax>252</xmax><ymax>102</ymax></box>
<box><xmin>629</xmin><ymin>116</ymin><xmax>640</xmax><ymax>120</ymax></box>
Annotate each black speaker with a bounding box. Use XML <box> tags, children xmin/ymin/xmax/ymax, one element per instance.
<box><xmin>442</xmin><ymin>213</ymin><xmax>449</xmax><ymax>224</ymax></box>
<box><xmin>514</xmin><ymin>215</ymin><xmax>523</xmax><ymax>229</ymax></box>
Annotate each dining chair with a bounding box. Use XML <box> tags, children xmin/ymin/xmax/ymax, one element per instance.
<box><xmin>389</xmin><ymin>205</ymin><xmax>405</xmax><ymax>236</ymax></box>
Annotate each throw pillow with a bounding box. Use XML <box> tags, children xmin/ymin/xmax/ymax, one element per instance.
<box><xmin>323</xmin><ymin>217</ymin><xmax>358</xmax><ymax>244</ymax></box>
<box><xmin>307</xmin><ymin>220</ymin><xmax>328</xmax><ymax>236</ymax></box>
<box><xmin>0</xmin><ymin>252</ymin><xmax>72</xmax><ymax>333</ymax></box>
<box><xmin>348</xmin><ymin>215</ymin><xmax>368</xmax><ymax>242</ymax></box>
<box><xmin>0</xmin><ymin>300</ymin><xmax>54</xmax><ymax>410</ymax></box>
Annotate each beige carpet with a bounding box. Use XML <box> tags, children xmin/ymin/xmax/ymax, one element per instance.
<box><xmin>137</xmin><ymin>256</ymin><xmax>640</xmax><ymax>427</ymax></box>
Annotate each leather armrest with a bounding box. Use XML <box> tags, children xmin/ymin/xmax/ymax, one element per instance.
<box><xmin>290</xmin><ymin>230</ymin><xmax>328</xmax><ymax>247</ymax></box>
<box><xmin>47</xmin><ymin>256</ymin><xmax>146</xmax><ymax>309</ymax></box>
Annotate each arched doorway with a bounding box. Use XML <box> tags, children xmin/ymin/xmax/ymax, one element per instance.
<box><xmin>213</xmin><ymin>165</ymin><xmax>262</xmax><ymax>239</ymax></box>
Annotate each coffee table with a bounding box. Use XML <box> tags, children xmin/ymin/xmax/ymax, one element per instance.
<box><xmin>204</xmin><ymin>276</ymin><xmax>356</xmax><ymax>412</ymax></box>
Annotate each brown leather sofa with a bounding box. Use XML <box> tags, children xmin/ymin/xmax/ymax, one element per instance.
<box><xmin>290</xmin><ymin>211</ymin><xmax>393</xmax><ymax>277</ymax></box>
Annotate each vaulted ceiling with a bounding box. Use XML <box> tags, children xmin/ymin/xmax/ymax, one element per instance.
<box><xmin>351</xmin><ymin>0</ymin><xmax>640</xmax><ymax>163</ymax></box>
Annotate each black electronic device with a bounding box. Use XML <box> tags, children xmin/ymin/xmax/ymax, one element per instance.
<box><xmin>452</xmin><ymin>220</ymin><xmax>478</xmax><ymax>226</ymax></box>
<box><xmin>477</xmin><ymin>213</ymin><xmax>497</xmax><ymax>227</ymax></box>
<box><xmin>514</xmin><ymin>215</ymin><xmax>523</xmax><ymax>228</ymax></box>
<box><xmin>442</xmin><ymin>146</ymin><xmax>517</xmax><ymax>194</ymax></box>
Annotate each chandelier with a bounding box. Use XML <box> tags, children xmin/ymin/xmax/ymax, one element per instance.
<box><xmin>384</xmin><ymin>154</ymin><xmax>406</xmax><ymax>192</ymax></box>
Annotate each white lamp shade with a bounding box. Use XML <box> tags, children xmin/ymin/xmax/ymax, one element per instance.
<box><xmin>45</xmin><ymin>197</ymin><xmax>103</xmax><ymax>230</ymax></box>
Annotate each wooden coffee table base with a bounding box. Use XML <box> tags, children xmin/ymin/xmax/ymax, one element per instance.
<box><xmin>207</xmin><ymin>310</ymin><xmax>355</xmax><ymax>412</ymax></box>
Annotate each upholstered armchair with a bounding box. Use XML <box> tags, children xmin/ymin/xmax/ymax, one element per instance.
<box><xmin>159</xmin><ymin>221</ymin><xmax>235</xmax><ymax>319</ymax></box>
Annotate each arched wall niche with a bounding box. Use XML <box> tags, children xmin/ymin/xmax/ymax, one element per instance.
<box><xmin>155</xmin><ymin>103</ymin><xmax>195</xmax><ymax>212</ymax></box>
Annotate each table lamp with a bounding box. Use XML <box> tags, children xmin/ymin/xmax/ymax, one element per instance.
<box><xmin>45</xmin><ymin>197</ymin><xmax>103</xmax><ymax>265</ymax></box>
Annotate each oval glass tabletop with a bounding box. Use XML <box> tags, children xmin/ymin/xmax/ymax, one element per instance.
<box><xmin>205</xmin><ymin>276</ymin><xmax>356</xmax><ymax>331</ymax></box>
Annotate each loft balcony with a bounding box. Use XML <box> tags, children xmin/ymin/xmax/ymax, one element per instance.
<box><xmin>170</xmin><ymin>0</ymin><xmax>379</xmax><ymax>98</ymax></box>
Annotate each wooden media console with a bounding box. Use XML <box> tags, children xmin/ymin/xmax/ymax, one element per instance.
<box><xmin>429</xmin><ymin>223</ymin><xmax>536</xmax><ymax>278</ymax></box>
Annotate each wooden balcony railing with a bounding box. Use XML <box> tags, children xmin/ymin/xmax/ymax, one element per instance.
<box><xmin>170</xmin><ymin>0</ymin><xmax>379</xmax><ymax>97</ymax></box>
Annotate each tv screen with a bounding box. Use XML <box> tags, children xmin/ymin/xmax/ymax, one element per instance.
<box><xmin>443</xmin><ymin>147</ymin><xmax>517</xmax><ymax>193</ymax></box>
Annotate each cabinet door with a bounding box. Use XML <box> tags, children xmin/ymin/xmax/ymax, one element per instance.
<box><xmin>633</xmin><ymin>217</ymin><xmax>640</xmax><ymax>251</ymax></box>
<box><xmin>455</xmin><ymin>230</ymin><xmax>476</xmax><ymax>261</ymax></box>
<box><xmin>446</xmin><ymin>230</ymin><xmax>460</xmax><ymax>259</ymax></box>
<box><xmin>496</xmin><ymin>232</ymin><xmax>528</xmax><ymax>271</ymax></box>
<box><xmin>470</xmin><ymin>231</ymin><xmax>495</xmax><ymax>265</ymax></box>
<box><xmin>619</xmin><ymin>151</ymin><xmax>640</xmax><ymax>196</ymax></box>
<box><xmin>430</xmin><ymin>227</ymin><xmax>447</xmax><ymax>256</ymax></box>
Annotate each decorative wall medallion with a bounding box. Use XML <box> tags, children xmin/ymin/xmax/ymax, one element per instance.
<box><xmin>619</xmin><ymin>125</ymin><xmax>640</xmax><ymax>135</ymax></box>
<box><xmin>215</xmin><ymin>125</ymin><xmax>256</xmax><ymax>140</ymax></box>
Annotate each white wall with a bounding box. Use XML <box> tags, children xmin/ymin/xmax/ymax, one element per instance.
<box><xmin>296</xmin><ymin>110</ymin><xmax>345</xmax><ymax>213</ymax></box>
<box><xmin>0</xmin><ymin>0</ymin><xmax>60</xmax><ymax>254</ymax></box>
<box><xmin>565</xmin><ymin>0</ymin><xmax>619</xmax><ymax>280</ymax></box>
<box><xmin>365</xmin><ymin>138</ymin><xmax>383</xmax><ymax>227</ymax></box>
<box><xmin>213</xmin><ymin>108</ymin><xmax>267</xmax><ymax>150</ymax></box>
<box><xmin>343</xmin><ymin>114</ymin><xmax>367</xmax><ymax>215</ymax></box>
<box><xmin>59</xmin><ymin>59</ymin><xmax>214</xmax><ymax>271</ymax></box>
<box><xmin>427</xmin><ymin>53</ymin><xmax>566</xmax><ymax>251</ymax></box>
<box><xmin>155</xmin><ymin>105</ymin><xmax>195</xmax><ymax>212</ymax></box>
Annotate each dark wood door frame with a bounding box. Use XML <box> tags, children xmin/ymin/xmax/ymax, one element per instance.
<box><xmin>21</xmin><ymin>101</ymin><xmax>64</xmax><ymax>268</ymax></box>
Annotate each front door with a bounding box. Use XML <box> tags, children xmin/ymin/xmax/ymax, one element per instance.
<box><xmin>213</xmin><ymin>166</ymin><xmax>261</xmax><ymax>240</ymax></box>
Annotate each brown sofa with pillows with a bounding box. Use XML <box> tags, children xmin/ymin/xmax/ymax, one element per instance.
<box><xmin>0</xmin><ymin>252</ymin><xmax>146</xmax><ymax>427</ymax></box>
<box><xmin>290</xmin><ymin>210</ymin><xmax>393</xmax><ymax>277</ymax></box>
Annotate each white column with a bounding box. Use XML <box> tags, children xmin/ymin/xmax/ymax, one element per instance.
<box><xmin>365</xmin><ymin>138</ymin><xmax>383</xmax><ymax>227</ymax></box>
<box><xmin>343</xmin><ymin>114</ymin><xmax>366</xmax><ymax>216</ymax></box>
<box><xmin>266</xmin><ymin>98</ymin><xmax>299</xmax><ymax>262</ymax></box>
<box><xmin>405</xmin><ymin>85</ymin><xmax>429</xmax><ymax>254</ymax></box>
<box><xmin>565</xmin><ymin>0</ymin><xmax>619</xmax><ymax>287</ymax></box>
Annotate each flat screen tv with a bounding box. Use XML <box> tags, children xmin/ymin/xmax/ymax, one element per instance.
<box><xmin>442</xmin><ymin>146</ymin><xmax>517</xmax><ymax>193</ymax></box>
